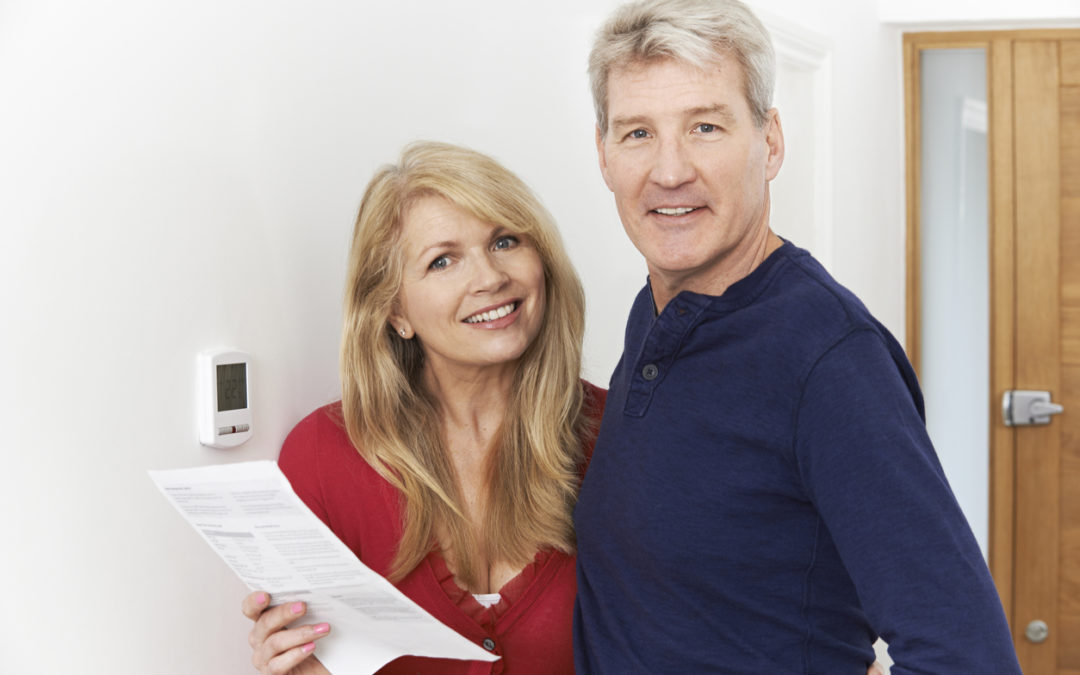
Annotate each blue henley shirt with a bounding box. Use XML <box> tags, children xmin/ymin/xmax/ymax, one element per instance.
<box><xmin>573</xmin><ymin>241</ymin><xmax>1019</xmax><ymax>674</ymax></box>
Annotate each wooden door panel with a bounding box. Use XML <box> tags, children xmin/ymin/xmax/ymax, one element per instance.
<box><xmin>1013</xmin><ymin>39</ymin><xmax>1062</xmax><ymax>673</ymax></box>
<box><xmin>1066</xmin><ymin>85</ymin><xmax>1080</xmax><ymax>365</ymax></box>
<box><xmin>989</xmin><ymin>37</ymin><xmax>1017</xmax><ymax>619</ymax></box>
<box><xmin>1060</xmin><ymin>73</ymin><xmax>1080</xmax><ymax>673</ymax></box>
<box><xmin>1063</xmin><ymin>362</ymin><xmax>1080</xmax><ymax>668</ymax></box>
<box><xmin>1064</xmin><ymin>42</ymin><xmax>1080</xmax><ymax>86</ymax></box>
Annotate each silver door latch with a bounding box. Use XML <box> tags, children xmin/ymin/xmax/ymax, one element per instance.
<box><xmin>1002</xmin><ymin>390</ymin><xmax>1065</xmax><ymax>427</ymax></box>
<box><xmin>1025</xmin><ymin>619</ymin><xmax>1049</xmax><ymax>644</ymax></box>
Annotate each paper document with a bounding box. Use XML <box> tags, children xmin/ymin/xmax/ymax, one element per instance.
<box><xmin>149</xmin><ymin>461</ymin><xmax>499</xmax><ymax>674</ymax></box>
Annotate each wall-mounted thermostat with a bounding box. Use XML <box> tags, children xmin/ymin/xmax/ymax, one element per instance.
<box><xmin>198</xmin><ymin>350</ymin><xmax>253</xmax><ymax>448</ymax></box>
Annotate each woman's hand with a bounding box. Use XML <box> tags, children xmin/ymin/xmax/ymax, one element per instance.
<box><xmin>868</xmin><ymin>662</ymin><xmax>887</xmax><ymax>675</ymax></box>
<box><xmin>242</xmin><ymin>591</ymin><xmax>332</xmax><ymax>675</ymax></box>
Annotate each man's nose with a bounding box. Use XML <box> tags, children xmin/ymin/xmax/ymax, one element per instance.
<box><xmin>649</xmin><ymin>136</ymin><xmax>696</xmax><ymax>188</ymax></box>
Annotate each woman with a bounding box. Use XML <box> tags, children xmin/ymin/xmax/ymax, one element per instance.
<box><xmin>242</xmin><ymin>141</ymin><xmax>605</xmax><ymax>674</ymax></box>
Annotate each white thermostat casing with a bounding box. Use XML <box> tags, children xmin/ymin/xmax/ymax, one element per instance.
<box><xmin>198</xmin><ymin>350</ymin><xmax>253</xmax><ymax>448</ymax></box>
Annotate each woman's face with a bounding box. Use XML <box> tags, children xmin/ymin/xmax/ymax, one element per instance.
<box><xmin>392</xmin><ymin>195</ymin><xmax>547</xmax><ymax>379</ymax></box>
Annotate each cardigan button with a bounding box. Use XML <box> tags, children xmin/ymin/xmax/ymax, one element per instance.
<box><xmin>642</xmin><ymin>363</ymin><xmax>659</xmax><ymax>381</ymax></box>
<box><xmin>482</xmin><ymin>638</ymin><xmax>496</xmax><ymax>651</ymax></box>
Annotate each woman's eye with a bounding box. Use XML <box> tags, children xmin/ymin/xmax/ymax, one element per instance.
<box><xmin>696</xmin><ymin>123</ymin><xmax>717</xmax><ymax>133</ymax></box>
<box><xmin>429</xmin><ymin>255</ymin><xmax>450</xmax><ymax>271</ymax></box>
<box><xmin>494</xmin><ymin>235</ymin><xmax>519</xmax><ymax>250</ymax></box>
<box><xmin>629</xmin><ymin>129</ymin><xmax>649</xmax><ymax>139</ymax></box>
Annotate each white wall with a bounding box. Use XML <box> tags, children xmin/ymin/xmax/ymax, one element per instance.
<box><xmin>0</xmin><ymin>2</ymin><xmax>635</xmax><ymax>672</ymax></box>
<box><xmin>753</xmin><ymin>0</ymin><xmax>911</xmax><ymax>335</ymax></box>
<box><xmin>880</xmin><ymin>0</ymin><xmax>1080</xmax><ymax>25</ymax></box>
<box><xmin>1</xmin><ymin>1</ymin><xmax>1075</xmax><ymax>672</ymax></box>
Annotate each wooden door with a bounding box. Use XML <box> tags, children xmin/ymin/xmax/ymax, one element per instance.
<box><xmin>1009</xmin><ymin>36</ymin><xmax>1080</xmax><ymax>675</ymax></box>
<box><xmin>905</xmin><ymin>31</ymin><xmax>1080</xmax><ymax>674</ymax></box>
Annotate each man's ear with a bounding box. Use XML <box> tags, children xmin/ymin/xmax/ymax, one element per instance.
<box><xmin>764</xmin><ymin>108</ymin><xmax>785</xmax><ymax>181</ymax></box>
<box><xmin>596</xmin><ymin>125</ymin><xmax>615</xmax><ymax>192</ymax></box>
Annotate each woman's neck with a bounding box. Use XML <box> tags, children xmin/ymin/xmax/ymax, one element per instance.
<box><xmin>424</xmin><ymin>364</ymin><xmax>517</xmax><ymax>594</ymax></box>
<box><xmin>423</xmin><ymin>363</ymin><xmax>514</xmax><ymax>438</ymax></box>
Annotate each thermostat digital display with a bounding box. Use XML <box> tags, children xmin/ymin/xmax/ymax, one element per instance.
<box><xmin>199</xmin><ymin>350</ymin><xmax>253</xmax><ymax>448</ymax></box>
<box><xmin>216</xmin><ymin>362</ymin><xmax>248</xmax><ymax>412</ymax></box>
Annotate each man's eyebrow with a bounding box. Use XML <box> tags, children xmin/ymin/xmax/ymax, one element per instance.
<box><xmin>609</xmin><ymin>114</ymin><xmax>651</xmax><ymax>130</ymax></box>
<box><xmin>687</xmin><ymin>104</ymin><xmax>737</xmax><ymax>124</ymax></box>
<box><xmin>609</xmin><ymin>104</ymin><xmax>738</xmax><ymax>131</ymax></box>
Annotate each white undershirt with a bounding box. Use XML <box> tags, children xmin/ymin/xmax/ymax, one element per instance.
<box><xmin>472</xmin><ymin>592</ymin><xmax>502</xmax><ymax>608</ymax></box>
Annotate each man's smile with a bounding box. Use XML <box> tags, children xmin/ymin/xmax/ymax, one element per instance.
<box><xmin>652</xmin><ymin>207</ymin><xmax>701</xmax><ymax>216</ymax></box>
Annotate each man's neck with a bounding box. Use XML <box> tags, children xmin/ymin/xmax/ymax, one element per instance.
<box><xmin>650</xmin><ymin>229</ymin><xmax>784</xmax><ymax>314</ymax></box>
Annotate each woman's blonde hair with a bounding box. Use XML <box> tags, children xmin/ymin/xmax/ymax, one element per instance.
<box><xmin>340</xmin><ymin>141</ymin><xmax>588</xmax><ymax>587</ymax></box>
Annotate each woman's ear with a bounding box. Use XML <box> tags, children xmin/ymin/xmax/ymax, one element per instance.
<box><xmin>389</xmin><ymin>305</ymin><xmax>412</xmax><ymax>340</ymax></box>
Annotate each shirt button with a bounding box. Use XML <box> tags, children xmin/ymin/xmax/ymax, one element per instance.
<box><xmin>642</xmin><ymin>363</ymin><xmax>659</xmax><ymax>380</ymax></box>
<box><xmin>483</xmin><ymin>638</ymin><xmax>496</xmax><ymax>651</ymax></box>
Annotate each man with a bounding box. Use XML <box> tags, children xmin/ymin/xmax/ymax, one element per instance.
<box><xmin>572</xmin><ymin>0</ymin><xmax>1021</xmax><ymax>672</ymax></box>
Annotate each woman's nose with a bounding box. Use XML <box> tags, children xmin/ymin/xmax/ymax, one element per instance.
<box><xmin>470</xmin><ymin>252</ymin><xmax>510</xmax><ymax>292</ymax></box>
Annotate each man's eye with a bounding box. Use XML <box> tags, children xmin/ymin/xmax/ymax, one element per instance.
<box><xmin>429</xmin><ymin>255</ymin><xmax>450</xmax><ymax>270</ymax></box>
<box><xmin>696</xmin><ymin>123</ymin><xmax>718</xmax><ymax>133</ymax></box>
<box><xmin>629</xmin><ymin>129</ymin><xmax>649</xmax><ymax>139</ymax></box>
<box><xmin>494</xmin><ymin>235</ymin><xmax>519</xmax><ymax>250</ymax></box>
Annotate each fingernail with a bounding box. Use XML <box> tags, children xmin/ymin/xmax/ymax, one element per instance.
<box><xmin>313</xmin><ymin>623</ymin><xmax>330</xmax><ymax>635</ymax></box>
<box><xmin>255</xmin><ymin>592</ymin><xmax>267</xmax><ymax>605</ymax></box>
<box><xmin>302</xmin><ymin>642</ymin><xmax>316</xmax><ymax>653</ymax></box>
<box><xmin>291</xmin><ymin>601</ymin><xmax>304</xmax><ymax>615</ymax></box>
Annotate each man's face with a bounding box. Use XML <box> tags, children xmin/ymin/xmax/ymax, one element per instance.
<box><xmin>597</xmin><ymin>56</ymin><xmax>783</xmax><ymax>300</ymax></box>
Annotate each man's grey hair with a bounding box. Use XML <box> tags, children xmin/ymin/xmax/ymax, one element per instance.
<box><xmin>589</xmin><ymin>0</ymin><xmax>776</xmax><ymax>135</ymax></box>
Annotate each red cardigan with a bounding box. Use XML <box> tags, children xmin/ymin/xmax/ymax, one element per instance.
<box><xmin>278</xmin><ymin>381</ymin><xmax>606</xmax><ymax>674</ymax></box>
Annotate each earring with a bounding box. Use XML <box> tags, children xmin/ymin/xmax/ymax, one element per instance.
<box><xmin>399</xmin><ymin>329</ymin><xmax>407</xmax><ymax>337</ymax></box>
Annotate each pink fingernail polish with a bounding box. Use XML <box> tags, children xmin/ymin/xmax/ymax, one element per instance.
<box><xmin>313</xmin><ymin>623</ymin><xmax>330</xmax><ymax>635</ymax></box>
<box><xmin>302</xmin><ymin>642</ymin><xmax>316</xmax><ymax>653</ymax></box>
<box><xmin>291</xmin><ymin>601</ymin><xmax>304</xmax><ymax>615</ymax></box>
<box><xmin>255</xmin><ymin>593</ymin><xmax>267</xmax><ymax>605</ymax></box>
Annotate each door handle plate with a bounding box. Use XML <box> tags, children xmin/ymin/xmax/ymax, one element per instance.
<box><xmin>1003</xmin><ymin>390</ymin><xmax>1065</xmax><ymax>427</ymax></box>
